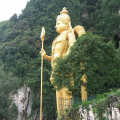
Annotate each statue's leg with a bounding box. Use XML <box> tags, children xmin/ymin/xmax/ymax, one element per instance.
<box><xmin>61</xmin><ymin>88</ymin><xmax>72</xmax><ymax>113</ymax></box>
<box><xmin>81</xmin><ymin>74</ymin><xmax>87</xmax><ymax>102</ymax></box>
<box><xmin>50</xmin><ymin>68</ymin><xmax>63</xmax><ymax>116</ymax></box>
<box><xmin>56</xmin><ymin>90</ymin><xmax>62</xmax><ymax>117</ymax></box>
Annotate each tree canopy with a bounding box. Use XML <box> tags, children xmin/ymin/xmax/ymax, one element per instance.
<box><xmin>52</xmin><ymin>32</ymin><xmax>120</xmax><ymax>97</ymax></box>
<box><xmin>0</xmin><ymin>0</ymin><xmax>119</xmax><ymax>119</ymax></box>
<box><xmin>0</xmin><ymin>65</ymin><xmax>19</xmax><ymax>119</ymax></box>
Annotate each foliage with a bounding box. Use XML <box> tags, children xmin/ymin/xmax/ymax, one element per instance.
<box><xmin>116</xmin><ymin>46</ymin><xmax>120</xmax><ymax>58</ymax></box>
<box><xmin>0</xmin><ymin>0</ymin><xmax>120</xmax><ymax>119</ymax></box>
<box><xmin>52</xmin><ymin>32</ymin><xmax>120</xmax><ymax>97</ymax></box>
<box><xmin>10</xmin><ymin>13</ymin><xmax>18</xmax><ymax>22</ymax></box>
<box><xmin>0</xmin><ymin>66</ymin><xmax>19</xmax><ymax>120</ymax></box>
<box><xmin>62</xmin><ymin>104</ymin><xmax>80</xmax><ymax>120</ymax></box>
<box><xmin>61</xmin><ymin>90</ymin><xmax>120</xmax><ymax>120</ymax></box>
<box><xmin>26</xmin><ymin>57</ymin><xmax>57</xmax><ymax>119</ymax></box>
<box><xmin>80</xmin><ymin>0</ymin><xmax>120</xmax><ymax>42</ymax></box>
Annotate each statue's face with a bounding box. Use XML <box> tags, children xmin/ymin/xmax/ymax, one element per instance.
<box><xmin>55</xmin><ymin>20</ymin><xmax>67</xmax><ymax>33</ymax></box>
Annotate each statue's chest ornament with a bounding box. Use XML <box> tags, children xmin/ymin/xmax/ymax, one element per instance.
<box><xmin>52</xmin><ymin>35</ymin><xmax>63</xmax><ymax>51</ymax></box>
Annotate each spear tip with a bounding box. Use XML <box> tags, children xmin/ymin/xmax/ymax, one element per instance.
<box><xmin>41</xmin><ymin>27</ymin><xmax>45</xmax><ymax>40</ymax></box>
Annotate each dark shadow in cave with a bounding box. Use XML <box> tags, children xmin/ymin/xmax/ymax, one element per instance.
<box><xmin>114</xmin><ymin>34</ymin><xmax>120</xmax><ymax>49</ymax></box>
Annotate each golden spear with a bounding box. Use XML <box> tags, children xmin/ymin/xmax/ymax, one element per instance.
<box><xmin>40</xmin><ymin>27</ymin><xmax>45</xmax><ymax>120</ymax></box>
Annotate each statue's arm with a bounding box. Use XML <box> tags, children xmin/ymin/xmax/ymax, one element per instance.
<box><xmin>44</xmin><ymin>54</ymin><xmax>51</xmax><ymax>61</ymax></box>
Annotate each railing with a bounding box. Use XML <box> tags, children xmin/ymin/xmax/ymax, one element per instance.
<box><xmin>59</xmin><ymin>98</ymin><xmax>73</xmax><ymax>113</ymax></box>
<box><xmin>74</xmin><ymin>96</ymin><xmax>96</xmax><ymax>104</ymax></box>
<box><xmin>58</xmin><ymin>96</ymin><xmax>96</xmax><ymax>112</ymax></box>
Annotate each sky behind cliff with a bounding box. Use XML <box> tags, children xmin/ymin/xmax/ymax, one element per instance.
<box><xmin>0</xmin><ymin>0</ymin><xmax>30</xmax><ymax>22</ymax></box>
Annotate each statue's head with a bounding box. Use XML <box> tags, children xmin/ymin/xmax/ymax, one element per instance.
<box><xmin>55</xmin><ymin>7</ymin><xmax>72</xmax><ymax>33</ymax></box>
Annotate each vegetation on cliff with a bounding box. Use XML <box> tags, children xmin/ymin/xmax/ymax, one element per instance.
<box><xmin>0</xmin><ymin>0</ymin><xmax>119</xmax><ymax>119</ymax></box>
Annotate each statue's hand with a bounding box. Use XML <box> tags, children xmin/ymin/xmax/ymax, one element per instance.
<box><xmin>40</xmin><ymin>48</ymin><xmax>46</xmax><ymax>58</ymax></box>
<box><xmin>53</xmin><ymin>58</ymin><xmax>56</xmax><ymax>62</ymax></box>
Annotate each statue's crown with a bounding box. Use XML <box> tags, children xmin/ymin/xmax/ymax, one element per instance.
<box><xmin>60</xmin><ymin>7</ymin><xmax>69</xmax><ymax>15</ymax></box>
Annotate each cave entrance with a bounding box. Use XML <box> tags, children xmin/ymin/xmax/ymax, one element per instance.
<box><xmin>114</xmin><ymin>34</ymin><xmax>120</xmax><ymax>49</ymax></box>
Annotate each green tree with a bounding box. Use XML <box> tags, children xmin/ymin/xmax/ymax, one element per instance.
<box><xmin>116</xmin><ymin>46</ymin><xmax>120</xmax><ymax>58</ymax></box>
<box><xmin>10</xmin><ymin>13</ymin><xmax>18</xmax><ymax>22</ymax></box>
<box><xmin>26</xmin><ymin>57</ymin><xmax>57</xmax><ymax>120</ymax></box>
<box><xmin>0</xmin><ymin>0</ymin><xmax>120</xmax><ymax>119</ymax></box>
<box><xmin>18</xmin><ymin>41</ymin><xmax>38</xmax><ymax>58</ymax></box>
<box><xmin>52</xmin><ymin>32</ymin><xmax>120</xmax><ymax>97</ymax></box>
<box><xmin>0</xmin><ymin>66</ymin><xmax>19</xmax><ymax>120</ymax></box>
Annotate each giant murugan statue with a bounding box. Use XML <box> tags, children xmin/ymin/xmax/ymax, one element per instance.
<box><xmin>40</xmin><ymin>7</ymin><xmax>86</xmax><ymax>116</ymax></box>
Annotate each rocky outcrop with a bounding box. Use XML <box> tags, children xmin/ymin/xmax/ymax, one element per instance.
<box><xmin>118</xmin><ymin>9</ymin><xmax>120</xmax><ymax>15</ymax></box>
<box><xmin>13</xmin><ymin>85</ymin><xmax>40</xmax><ymax>120</ymax></box>
<box><xmin>13</xmin><ymin>86</ymin><xmax>120</xmax><ymax>120</ymax></box>
<box><xmin>79</xmin><ymin>105</ymin><xmax>120</xmax><ymax>120</ymax></box>
<box><xmin>82</xmin><ymin>11</ymin><xmax>88</xmax><ymax>18</ymax></box>
<box><xmin>78</xmin><ymin>94</ymin><xmax>120</xmax><ymax>120</ymax></box>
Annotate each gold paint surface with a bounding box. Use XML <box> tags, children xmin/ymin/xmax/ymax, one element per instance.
<box><xmin>40</xmin><ymin>7</ymin><xmax>86</xmax><ymax>117</ymax></box>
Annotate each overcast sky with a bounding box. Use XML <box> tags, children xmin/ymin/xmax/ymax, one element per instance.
<box><xmin>0</xmin><ymin>0</ymin><xmax>30</xmax><ymax>22</ymax></box>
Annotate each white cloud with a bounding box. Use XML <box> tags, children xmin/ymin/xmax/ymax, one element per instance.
<box><xmin>0</xmin><ymin>0</ymin><xmax>30</xmax><ymax>22</ymax></box>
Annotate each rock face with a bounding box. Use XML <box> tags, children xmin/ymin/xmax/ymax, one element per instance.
<box><xmin>13</xmin><ymin>85</ymin><xmax>39</xmax><ymax>120</ymax></box>
<box><xmin>118</xmin><ymin>9</ymin><xmax>120</xmax><ymax>15</ymax></box>
<box><xmin>79</xmin><ymin>105</ymin><xmax>120</xmax><ymax>120</ymax></box>
<box><xmin>78</xmin><ymin>94</ymin><xmax>120</xmax><ymax>120</ymax></box>
<box><xmin>13</xmin><ymin>86</ymin><xmax>120</xmax><ymax>120</ymax></box>
<box><xmin>82</xmin><ymin>11</ymin><xmax>88</xmax><ymax>18</ymax></box>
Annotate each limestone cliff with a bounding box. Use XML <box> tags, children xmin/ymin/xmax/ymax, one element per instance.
<box><xmin>13</xmin><ymin>85</ymin><xmax>40</xmax><ymax>120</ymax></box>
<box><xmin>78</xmin><ymin>93</ymin><xmax>120</xmax><ymax>120</ymax></box>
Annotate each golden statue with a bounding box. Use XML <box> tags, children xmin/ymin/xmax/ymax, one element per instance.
<box><xmin>40</xmin><ymin>7</ymin><xmax>86</xmax><ymax>116</ymax></box>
